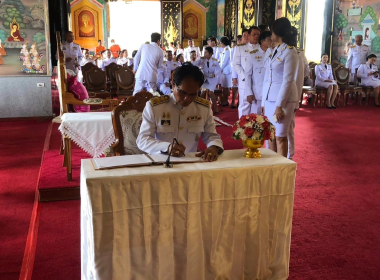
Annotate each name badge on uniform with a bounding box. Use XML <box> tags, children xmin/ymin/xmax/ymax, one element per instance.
<box><xmin>277</xmin><ymin>57</ymin><xmax>282</xmax><ymax>62</ymax></box>
<box><xmin>187</xmin><ymin>116</ymin><xmax>202</xmax><ymax>122</ymax></box>
<box><xmin>161</xmin><ymin>112</ymin><xmax>171</xmax><ymax>125</ymax></box>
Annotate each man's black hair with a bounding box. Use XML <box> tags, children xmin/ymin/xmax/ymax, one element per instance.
<box><xmin>174</xmin><ymin>63</ymin><xmax>204</xmax><ymax>87</ymax></box>
<box><xmin>151</xmin><ymin>32</ymin><xmax>161</xmax><ymax>43</ymax></box>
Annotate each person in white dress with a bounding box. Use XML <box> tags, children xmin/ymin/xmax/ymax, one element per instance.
<box><xmin>99</xmin><ymin>49</ymin><xmax>117</xmax><ymax>71</ymax></box>
<box><xmin>133</xmin><ymin>32</ymin><xmax>164</xmax><ymax>94</ymax></box>
<box><xmin>315</xmin><ymin>54</ymin><xmax>338</xmax><ymax>109</ymax></box>
<box><xmin>176</xmin><ymin>43</ymin><xmax>184</xmax><ymax>56</ymax></box>
<box><xmin>193</xmin><ymin>46</ymin><xmax>222</xmax><ymax>114</ymax></box>
<box><xmin>117</xmin><ymin>49</ymin><xmax>132</xmax><ymax>66</ymax></box>
<box><xmin>219</xmin><ymin>36</ymin><xmax>232</xmax><ymax>106</ymax></box>
<box><xmin>184</xmin><ymin>39</ymin><xmax>201</xmax><ymax>62</ymax></box>
<box><xmin>261</xmin><ymin>17</ymin><xmax>298</xmax><ymax>158</ymax></box>
<box><xmin>357</xmin><ymin>54</ymin><xmax>380</xmax><ymax>106</ymax></box>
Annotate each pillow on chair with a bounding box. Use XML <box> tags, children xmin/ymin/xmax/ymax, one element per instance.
<box><xmin>120</xmin><ymin>110</ymin><xmax>144</xmax><ymax>155</ymax></box>
<box><xmin>67</xmin><ymin>73</ymin><xmax>90</xmax><ymax>112</ymax></box>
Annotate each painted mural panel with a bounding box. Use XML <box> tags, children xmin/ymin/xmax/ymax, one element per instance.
<box><xmin>184</xmin><ymin>13</ymin><xmax>199</xmax><ymax>39</ymax></box>
<box><xmin>217</xmin><ymin>0</ymin><xmax>225</xmax><ymax>39</ymax></box>
<box><xmin>162</xmin><ymin>1</ymin><xmax>181</xmax><ymax>49</ymax></box>
<box><xmin>0</xmin><ymin>0</ymin><xmax>50</xmax><ymax>76</ymax></box>
<box><xmin>333</xmin><ymin>0</ymin><xmax>380</xmax><ymax>65</ymax></box>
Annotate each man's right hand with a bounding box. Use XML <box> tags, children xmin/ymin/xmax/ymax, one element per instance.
<box><xmin>247</xmin><ymin>95</ymin><xmax>255</xmax><ymax>104</ymax></box>
<box><xmin>66</xmin><ymin>57</ymin><xmax>72</xmax><ymax>62</ymax></box>
<box><xmin>168</xmin><ymin>142</ymin><xmax>186</xmax><ymax>157</ymax></box>
<box><xmin>232</xmin><ymin>78</ymin><xmax>238</xmax><ymax>86</ymax></box>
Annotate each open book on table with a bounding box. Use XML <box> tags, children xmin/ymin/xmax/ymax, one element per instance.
<box><xmin>92</xmin><ymin>152</ymin><xmax>203</xmax><ymax>170</ymax></box>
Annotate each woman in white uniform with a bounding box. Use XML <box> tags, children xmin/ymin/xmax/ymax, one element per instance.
<box><xmin>357</xmin><ymin>54</ymin><xmax>380</xmax><ymax>107</ymax></box>
<box><xmin>315</xmin><ymin>53</ymin><xmax>338</xmax><ymax>109</ymax></box>
<box><xmin>261</xmin><ymin>17</ymin><xmax>298</xmax><ymax>157</ymax></box>
<box><xmin>219</xmin><ymin>36</ymin><xmax>232</xmax><ymax>106</ymax></box>
<box><xmin>193</xmin><ymin>46</ymin><xmax>222</xmax><ymax>114</ymax></box>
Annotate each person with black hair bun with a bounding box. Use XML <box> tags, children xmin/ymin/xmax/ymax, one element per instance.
<box><xmin>136</xmin><ymin>63</ymin><xmax>224</xmax><ymax>161</ymax></box>
<box><xmin>357</xmin><ymin>54</ymin><xmax>380</xmax><ymax>106</ymax></box>
<box><xmin>315</xmin><ymin>53</ymin><xmax>338</xmax><ymax>109</ymax></box>
<box><xmin>261</xmin><ymin>17</ymin><xmax>298</xmax><ymax>157</ymax></box>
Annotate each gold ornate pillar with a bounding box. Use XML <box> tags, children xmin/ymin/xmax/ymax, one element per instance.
<box><xmin>161</xmin><ymin>0</ymin><xmax>182</xmax><ymax>49</ymax></box>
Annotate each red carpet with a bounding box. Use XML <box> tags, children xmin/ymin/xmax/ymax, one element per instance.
<box><xmin>0</xmin><ymin>120</ymin><xmax>49</xmax><ymax>280</ymax></box>
<box><xmin>3</xmin><ymin>99</ymin><xmax>380</xmax><ymax>279</ymax></box>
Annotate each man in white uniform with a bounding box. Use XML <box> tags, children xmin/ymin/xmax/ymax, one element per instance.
<box><xmin>59</xmin><ymin>31</ymin><xmax>83</xmax><ymax>73</ymax></box>
<box><xmin>346</xmin><ymin>35</ymin><xmax>369</xmax><ymax>82</ymax></box>
<box><xmin>137</xmin><ymin>63</ymin><xmax>223</xmax><ymax>161</ymax></box>
<box><xmin>99</xmin><ymin>49</ymin><xmax>117</xmax><ymax>71</ymax></box>
<box><xmin>184</xmin><ymin>39</ymin><xmax>201</xmax><ymax>62</ymax></box>
<box><xmin>245</xmin><ymin>31</ymin><xmax>272</xmax><ymax>115</ymax></box>
<box><xmin>77</xmin><ymin>49</ymin><xmax>96</xmax><ymax>83</ymax></box>
<box><xmin>232</xmin><ymin>26</ymin><xmax>260</xmax><ymax>118</ymax></box>
<box><xmin>202</xmin><ymin>37</ymin><xmax>219</xmax><ymax>59</ymax></box>
<box><xmin>133</xmin><ymin>32</ymin><xmax>164</xmax><ymax>94</ymax></box>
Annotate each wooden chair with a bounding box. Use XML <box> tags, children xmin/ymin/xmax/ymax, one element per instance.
<box><xmin>54</xmin><ymin>31</ymin><xmax>117</xmax><ymax>180</ymax></box>
<box><xmin>111</xmin><ymin>91</ymin><xmax>153</xmax><ymax>156</ymax></box>
<box><xmin>105</xmin><ymin>62</ymin><xmax>117</xmax><ymax>81</ymax></box>
<box><xmin>356</xmin><ymin>68</ymin><xmax>373</xmax><ymax>106</ymax></box>
<box><xmin>334</xmin><ymin>65</ymin><xmax>362</xmax><ymax>107</ymax></box>
<box><xmin>84</xmin><ymin>67</ymin><xmax>111</xmax><ymax>99</ymax></box>
<box><xmin>81</xmin><ymin>62</ymin><xmax>98</xmax><ymax>86</ymax></box>
<box><xmin>108</xmin><ymin>64</ymin><xmax>123</xmax><ymax>94</ymax></box>
<box><xmin>299</xmin><ymin>86</ymin><xmax>316</xmax><ymax>108</ymax></box>
<box><xmin>115</xmin><ymin>67</ymin><xmax>135</xmax><ymax>101</ymax></box>
<box><xmin>310</xmin><ymin>67</ymin><xmax>328</xmax><ymax>107</ymax></box>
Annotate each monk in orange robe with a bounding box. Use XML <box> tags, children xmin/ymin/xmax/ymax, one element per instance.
<box><xmin>0</xmin><ymin>39</ymin><xmax>6</xmax><ymax>56</ymax></box>
<box><xmin>95</xmin><ymin>39</ymin><xmax>106</xmax><ymax>58</ymax></box>
<box><xmin>110</xmin><ymin>39</ymin><xmax>121</xmax><ymax>58</ymax></box>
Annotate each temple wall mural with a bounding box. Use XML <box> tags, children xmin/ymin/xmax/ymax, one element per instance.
<box><xmin>0</xmin><ymin>0</ymin><xmax>50</xmax><ymax>76</ymax></box>
<box><xmin>162</xmin><ymin>0</ymin><xmax>182</xmax><ymax>49</ymax></box>
<box><xmin>333</xmin><ymin>0</ymin><xmax>380</xmax><ymax>66</ymax></box>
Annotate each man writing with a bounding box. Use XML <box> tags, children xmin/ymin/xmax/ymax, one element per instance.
<box><xmin>133</xmin><ymin>32</ymin><xmax>164</xmax><ymax>94</ymax></box>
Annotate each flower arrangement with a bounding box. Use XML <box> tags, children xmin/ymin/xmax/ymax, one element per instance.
<box><xmin>232</xmin><ymin>113</ymin><xmax>275</xmax><ymax>141</ymax></box>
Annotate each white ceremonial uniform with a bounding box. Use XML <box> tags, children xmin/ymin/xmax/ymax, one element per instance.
<box><xmin>157</xmin><ymin>66</ymin><xmax>171</xmax><ymax>95</ymax></box>
<box><xmin>245</xmin><ymin>46</ymin><xmax>267</xmax><ymax>115</ymax></box>
<box><xmin>184</xmin><ymin>46</ymin><xmax>201</xmax><ymax>61</ymax></box>
<box><xmin>202</xmin><ymin>46</ymin><xmax>219</xmax><ymax>59</ymax></box>
<box><xmin>99</xmin><ymin>57</ymin><xmax>117</xmax><ymax>71</ymax></box>
<box><xmin>176</xmin><ymin>48</ymin><xmax>184</xmax><ymax>56</ymax></box>
<box><xmin>77</xmin><ymin>58</ymin><xmax>96</xmax><ymax>83</ymax></box>
<box><xmin>133</xmin><ymin>42</ymin><xmax>164</xmax><ymax>94</ymax></box>
<box><xmin>232</xmin><ymin>42</ymin><xmax>260</xmax><ymax>118</ymax></box>
<box><xmin>357</xmin><ymin>62</ymin><xmax>380</xmax><ymax>87</ymax></box>
<box><xmin>117</xmin><ymin>57</ymin><xmax>132</xmax><ymax>66</ymax></box>
<box><xmin>231</xmin><ymin>46</ymin><xmax>239</xmax><ymax>88</ymax></box>
<box><xmin>287</xmin><ymin>51</ymin><xmax>305</xmax><ymax>160</ymax></box>
<box><xmin>219</xmin><ymin>46</ymin><xmax>232</xmax><ymax>88</ymax></box>
<box><xmin>315</xmin><ymin>63</ymin><xmax>337</xmax><ymax>88</ymax></box>
<box><xmin>262</xmin><ymin>43</ymin><xmax>298</xmax><ymax>137</ymax></box>
<box><xmin>346</xmin><ymin>44</ymin><xmax>369</xmax><ymax>75</ymax></box>
<box><xmin>59</xmin><ymin>42</ymin><xmax>83</xmax><ymax>72</ymax></box>
<box><xmin>299</xmin><ymin>50</ymin><xmax>313</xmax><ymax>87</ymax></box>
<box><xmin>193</xmin><ymin>57</ymin><xmax>222</xmax><ymax>91</ymax></box>
<box><xmin>165</xmin><ymin>60</ymin><xmax>179</xmax><ymax>77</ymax></box>
<box><xmin>136</xmin><ymin>94</ymin><xmax>224</xmax><ymax>154</ymax></box>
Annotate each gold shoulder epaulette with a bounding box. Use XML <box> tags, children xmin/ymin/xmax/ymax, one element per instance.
<box><xmin>163</xmin><ymin>61</ymin><xmax>166</xmax><ymax>65</ymax></box>
<box><xmin>287</xmin><ymin>45</ymin><xmax>294</xmax><ymax>49</ymax></box>
<box><xmin>250</xmin><ymin>49</ymin><xmax>258</xmax><ymax>54</ymax></box>
<box><xmin>150</xmin><ymin>95</ymin><xmax>169</xmax><ymax>106</ymax></box>
<box><xmin>237</xmin><ymin>43</ymin><xmax>246</xmax><ymax>46</ymax></box>
<box><xmin>350</xmin><ymin>45</ymin><xmax>356</xmax><ymax>48</ymax></box>
<box><xmin>194</xmin><ymin>97</ymin><xmax>210</xmax><ymax>107</ymax></box>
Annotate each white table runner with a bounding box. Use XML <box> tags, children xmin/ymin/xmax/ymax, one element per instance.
<box><xmin>59</xmin><ymin>112</ymin><xmax>115</xmax><ymax>158</ymax></box>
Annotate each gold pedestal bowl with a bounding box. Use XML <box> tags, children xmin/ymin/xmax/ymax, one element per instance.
<box><xmin>242</xmin><ymin>139</ymin><xmax>264</xmax><ymax>158</ymax></box>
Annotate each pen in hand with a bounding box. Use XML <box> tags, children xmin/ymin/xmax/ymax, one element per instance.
<box><xmin>173</xmin><ymin>138</ymin><xmax>186</xmax><ymax>157</ymax></box>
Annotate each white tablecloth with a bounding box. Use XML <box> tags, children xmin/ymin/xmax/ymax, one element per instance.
<box><xmin>81</xmin><ymin>149</ymin><xmax>297</xmax><ymax>280</ymax></box>
<box><xmin>59</xmin><ymin>112</ymin><xmax>115</xmax><ymax>158</ymax></box>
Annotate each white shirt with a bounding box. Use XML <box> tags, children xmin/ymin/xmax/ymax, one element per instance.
<box><xmin>184</xmin><ymin>46</ymin><xmax>201</xmax><ymax>61</ymax></box>
<box><xmin>357</xmin><ymin>62</ymin><xmax>380</xmax><ymax>84</ymax></box>
<box><xmin>117</xmin><ymin>57</ymin><xmax>132</xmax><ymax>66</ymax></box>
<box><xmin>100</xmin><ymin>57</ymin><xmax>117</xmax><ymax>71</ymax></box>
<box><xmin>134</xmin><ymin>42</ymin><xmax>164</xmax><ymax>83</ymax></box>
<box><xmin>346</xmin><ymin>44</ymin><xmax>370</xmax><ymax>73</ymax></box>
<box><xmin>219</xmin><ymin>46</ymin><xmax>232</xmax><ymax>75</ymax></box>
<box><xmin>163</xmin><ymin>60</ymin><xmax>179</xmax><ymax>83</ymax></box>
<box><xmin>136</xmin><ymin>94</ymin><xmax>223</xmax><ymax>154</ymax></box>
<box><xmin>60</xmin><ymin>42</ymin><xmax>83</xmax><ymax>72</ymax></box>
<box><xmin>246</xmin><ymin>47</ymin><xmax>267</xmax><ymax>100</ymax></box>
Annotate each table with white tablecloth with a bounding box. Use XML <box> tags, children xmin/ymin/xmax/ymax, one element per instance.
<box><xmin>59</xmin><ymin>112</ymin><xmax>116</xmax><ymax>180</ymax></box>
<box><xmin>81</xmin><ymin>149</ymin><xmax>297</xmax><ymax>280</ymax></box>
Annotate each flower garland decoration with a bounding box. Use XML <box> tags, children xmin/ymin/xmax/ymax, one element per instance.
<box><xmin>232</xmin><ymin>113</ymin><xmax>276</xmax><ymax>141</ymax></box>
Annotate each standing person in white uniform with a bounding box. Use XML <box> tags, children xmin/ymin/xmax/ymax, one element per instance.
<box><xmin>261</xmin><ymin>17</ymin><xmax>298</xmax><ymax>157</ymax></box>
<box><xmin>246</xmin><ymin>31</ymin><xmax>272</xmax><ymax>115</ymax></box>
<box><xmin>219</xmin><ymin>36</ymin><xmax>232</xmax><ymax>106</ymax></box>
<box><xmin>287</xmin><ymin>27</ymin><xmax>305</xmax><ymax>160</ymax></box>
<box><xmin>184</xmin><ymin>39</ymin><xmax>201</xmax><ymax>61</ymax></box>
<box><xmin>233</xmin><ymin>26</ymin><xmax>260</xmax><ymax>118</ymax></box>
<box><xmin>136</xmin><ymin>63</ymin><xmax>223</xmax><ymax>161</ymax></box>
<box><xmin>133</xmin><ymin>32</ymin><xmax>164</xmax><ymax>95</ymax></box>
<box><xmin>231</xmin><ymin>32</ymin><xmax>248</xmax><ymax>108</ymax></box>
<box><xmin>99</xmin><ymin>49</ymin><xmax>117</xmax><ymax>71</ymax></box>
<box><xmin>193</xmin><ymin>46</ymin><xmax>222</xmax><ymax>114</ymax></box>
<box><xmin>202</xmin><ymin>37</ymin><xmax>219</xmax><ymax>59</ymax></box>
<box><xmin>59</xmin><ymin>31</ymin><xmax>83</xmax><ymax>73</ymax></box>
<box><xmin>315</xmin><ymin>54</ymin><xmax>338</xmax><ymax>109</ymax></box>
<box><xmin>77</xmin><ymin>49</ymin><xmax>95</xmax><ymax>83</ymax></box>
<box><xmin>346</xmin><ymin>35</ymin><xmax>369</xmax><ymax>82</ymax></box>
<box><xmin>176</xmin><ymin>43</ymin><xmax>184</xmax><ymax>56</ymax></box>
<box><xmin>357</xmin><ymin>54</ymin><xmax>380</xmax><ymax>106</ymax></box>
